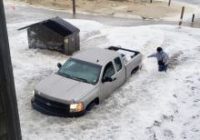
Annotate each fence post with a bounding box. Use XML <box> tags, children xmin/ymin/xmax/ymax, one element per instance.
<box><xmin>179</xmin><ymin>6</ymin><xmax>185</xmax><ymax>26</ymax></box>
<box><xmin>191</xmin><ymin>14</ymin><xmax>195</xmax><ymax>23</ymax></box>
<box><xmin>25</xmin><ymin>0</ymin><xmax>32</xmax><ymax>4</ymax></box>
<box><xmin>72</xmin><ymin>0</ymin><xmax>76</xmax><ymax>17</ymax></box>
<box><xmin>150</xmin><ymin>0</ymin><xmax>153</xmax><ymax>3</ymax></box>
<box><xmin>0</xmin><ymin>1</ymin><xmax>22</xmax><ymax>140</ymax></box>
<box><xmin>168</xmin><ymin>0</ymin><xmax>171</xmax><ymax>6</ymax></box>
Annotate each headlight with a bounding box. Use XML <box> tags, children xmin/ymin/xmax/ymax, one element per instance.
<box><xmin>70</xmin><ymin>102</ymin><xmax>84</xmax><ymax>112</ymax></box>
<box><xmin>32</xmin><ymin>90</ymin><xmax>37</xmax><ymax>96</ymax></box>
<box><xmin>33</xmin><ymin>90</ymin><xmax>41</xmax><ymax>96</ymax></box>
<box><xmin>32</xmin><ymin>90</ymin><xmax>35</xmax><ymax>95</ymax></box>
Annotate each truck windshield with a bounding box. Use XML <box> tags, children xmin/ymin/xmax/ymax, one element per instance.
<box><xmin>58</xmin><ymin>58</ymin><xmax>102</xmax><ymax>85</ymax></box>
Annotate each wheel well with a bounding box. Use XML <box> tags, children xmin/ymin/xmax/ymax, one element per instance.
<box><xmin>86</xmin><ymin>98</ymin><xmax>99</xmax><ymax>111</ymax></box>
<box><xmin>94</xmin><ymin>97</ymin><xmax>99</xmax><ymax>105</ymax></box>
<box><xmin>131</xmin><ymin>66</ymin><xmax>139</xmax><ymax>75</ymax></box>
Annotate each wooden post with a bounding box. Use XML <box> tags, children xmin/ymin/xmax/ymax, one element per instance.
<box><xmin>72</xmin><ymin>0</ymin><xmax>76</xmax><ymax>17</ymax></box>
<box><xmin>25</xmin><ymin>0</ymin><xmax>32</xmax><ymax>4</ymax></box>
<box><xmin>179</xmin><ymin>6</ymin><xmax>185</xmax><ymax>26</ymax></box>
<box><xmin>0</xmin><ymin>1</ymin><xmax>22</xmax><ymax>140</ymax></box>
<box><xmin>192</xmin><ymin>14</ymin><xmax>195</xmax><ymax>23</ymax></box>
<box><xmin>150</xmin><ymin>0</ymin><xmax>153</xmax><ymax>3</ymax></box>
<box><xmin>168</xmin><ymin>0</ymin><xmax>171</xmax><ymax>6</ymax></box>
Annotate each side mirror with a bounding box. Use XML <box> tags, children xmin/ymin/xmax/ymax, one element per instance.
<box><xmin>57</xmin><ymin>63</ymin><xmax>62</xmax><ymax>69</ymax></box>
<box><xmin>102</xmin><ymin>77</ymin><xmax>113</xmax><ymax>83</ymax></box>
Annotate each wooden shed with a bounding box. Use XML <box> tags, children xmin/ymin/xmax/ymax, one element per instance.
<box><xmin>19</xmin><ymin>17</ymin><xmax>80</xmax><ymax>55</ymax></box>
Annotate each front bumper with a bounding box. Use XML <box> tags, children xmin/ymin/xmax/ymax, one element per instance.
<box><xmin>31</xmin><ymin>95</ymin><xmax>85</xmax><ymax>117</ymax></box>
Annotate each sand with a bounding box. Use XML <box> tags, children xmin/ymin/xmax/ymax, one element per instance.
<box><xmin>11</xmin><ymin>0</ymin><xmax>191</xmax><ymax>19</ymax></box>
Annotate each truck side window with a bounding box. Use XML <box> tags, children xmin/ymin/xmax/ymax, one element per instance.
<box><xmin>103</xmin><ymin>62</ymin><xmax>115</xmax><ymax>79</ymax></box>
<box><xmin>114</xmin><ymin>57</ymin><xmax>122</xmax><ymax>72</ymax></box>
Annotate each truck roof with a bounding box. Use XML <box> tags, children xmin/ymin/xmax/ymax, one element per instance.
<box><xmin>72</xmin><ymin>48</ymin><xmax>119</xmax><ymax>66</ymax></box>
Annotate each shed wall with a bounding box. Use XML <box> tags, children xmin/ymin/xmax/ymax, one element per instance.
<box><xmin>64</xmin><ymin>32</ymin><xmax>80</xmax><ymax>55</ymax></box>
<box><xmin>28</xmin><ymin>24</ymin><xmax>64</xmax><ymax>52</ymax></box>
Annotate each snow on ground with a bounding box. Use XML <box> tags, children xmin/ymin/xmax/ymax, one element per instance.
<box><xmin>7</xmin><ymin>19</ymin><xmax>200</xmax><ymax>140</ymax></box>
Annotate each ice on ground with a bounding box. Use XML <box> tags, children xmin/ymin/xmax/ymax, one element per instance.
<box><xmin>7</xmin><ymin>19</ymin><xmax>200</xmax><ymax>140</ymax></box>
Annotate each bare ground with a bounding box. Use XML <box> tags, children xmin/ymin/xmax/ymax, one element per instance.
<box><xmin>11</xmin><ymin>0</ymin><xmax>190</xmax><ymax>19</ymax></box>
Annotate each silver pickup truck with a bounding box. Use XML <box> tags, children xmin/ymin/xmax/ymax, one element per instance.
<box><xmin>31</xmin><ymin>46</ymin><xmax>143</xmax><ymax>117</ymax></box>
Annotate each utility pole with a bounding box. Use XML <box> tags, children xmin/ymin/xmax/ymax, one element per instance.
<box><xmin>0</xmin><ymin>0</ymin><xmax>22</xmax><ymax>140</ymax></box>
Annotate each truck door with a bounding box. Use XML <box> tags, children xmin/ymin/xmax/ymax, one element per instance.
<box><xmin>100</xmin><ymin>61</ymin><xmax>117</xmax><ymax>99</ymax></box>
<box><xmin>113</xmin><ymin>57</ymin><xmax>126</xmax><ymax>88</ymax></box>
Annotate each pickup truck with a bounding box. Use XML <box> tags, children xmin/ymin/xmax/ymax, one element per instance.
<box><xmin>31</xmin><ymin>46</ymin><xmax>143</xmax><ymax>117</ymax></box>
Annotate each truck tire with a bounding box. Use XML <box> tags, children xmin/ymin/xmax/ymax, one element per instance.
<box><xmin>131</xmin><ymin>66</ymin><xmax>139</xmax><ymax>75</ymax></box>
<box><xmin>86</xmin><ymin>98</ymin><xmax>99</xmax><ymax>111</ymax></box>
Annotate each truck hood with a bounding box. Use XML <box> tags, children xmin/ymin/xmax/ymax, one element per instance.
<box><xmin>35</xmin><ymin>74</ymin><xmax>95</xmax><ymax>104</ymax></box>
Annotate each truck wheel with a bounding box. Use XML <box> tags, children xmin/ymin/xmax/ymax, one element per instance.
<box><xmin>139</xmin><ymin>64</ymin><xmax>143</xmax><ymax>70</ymax></box>
<box><xmin>131</xmin><ymin>66</ymin><xmax>139</xmax><ymax>75</ymax></box>
<box><xmin>86</xmin><ymin>98</ymin><xmax>99</xmax><ymax>111</ymax></box>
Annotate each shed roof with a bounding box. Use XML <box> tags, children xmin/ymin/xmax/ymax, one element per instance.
<box><xmin>18</xmin><ymin>17</ymin><xmax>80</xmax><ymax>36</ymax></box>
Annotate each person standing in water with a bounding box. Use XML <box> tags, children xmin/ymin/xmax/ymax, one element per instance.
<box><xmin>148</xmin><ymin>47</ymin><xmax>169</xmax><ymax>72</ymax></box>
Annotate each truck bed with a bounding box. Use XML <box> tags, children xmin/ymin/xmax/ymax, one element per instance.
<box><xmin>108</xmin><ymin>46</ymin><xmax>142</xmax><ymax>78</ymax></box>
<box><xmin>108</xmin><ymin>46</ymin><xmax>140</xmax><ymax>63</ymax></box>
